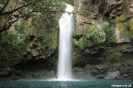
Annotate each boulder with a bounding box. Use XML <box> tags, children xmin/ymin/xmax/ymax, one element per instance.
<box><xmin>104</xmin><ymin>71</ymin><xmax>120</xmax><ymax>79</ymax></box>
<box><xmin>95</xmin><ymin>65</ymin><xmax>108</xmax><ymax>73</ymax></box>
<box><xmin>85</xmin><ymin>64</ymin><xmax>100</xmax><ymax>75</ymax></box>
<box><xmin>31</xmin><ymin>49</ymin><xmax>39</xmax><ymax>56</ymax></box>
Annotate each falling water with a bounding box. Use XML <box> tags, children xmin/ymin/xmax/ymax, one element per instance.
<box><xmin>57</xmin><ymin>3</ymin><xmax>75</xmax><ymax>80</ymax></box>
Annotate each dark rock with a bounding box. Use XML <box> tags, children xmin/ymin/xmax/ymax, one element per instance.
<box><xmin>15</xmin><ymin>70</ymin><xmax>25</xmax><ymax>76</ymax></box>
<box><xmin>119</xmin><ymin>44</ymin><xmax>133</xmax><ymax>53</ymax></box>
<box><xmin>124</xmin><ymin>36</ymin><xmax>132</xmax><ymax>43</ymax></box>
<box><xmin>85</xmin><ymin>64</ymin><xmax>92</xmax><ymax>69</ymax></box>
<box><xmin>115</xmin><ymin>75</ymin><xmax>123</xmax><ymax>80</ymax></box>
<box><xmin>90</xmin><ymin>68</ymin><xmax>100</xmax><ymax>76</ymax></box>
<box><xmin>32</xmin><ymin>73</ymin><xmax>37</xmax><ymax>77</ymax></box>
<box><xmin>85</xmin><ymin>64</ymin><xmax>100</xmax><ymax>75</ymax></box>
<box><xmin>131</xmin><ymin>35</ymin><xmax>133</xmax><ymax>40</ymax></box>
<box><xmin>95</xmin><ymin>65</ymin><xmax>108</xmax><ymax>73</ymax></box>
<box><xmin>119</xmin><ymin>66</ymin><xmax>133</xmax><ymax>75</ymax></box>
<box><xmin>95</xmin><ymin>65</ymin><xmax>107</xmax><ymax>70</ymax></box>
<box><xmin>0</xmin><ymin>67</ymin><xmax>11</xmax><ymax>77</ymax></box>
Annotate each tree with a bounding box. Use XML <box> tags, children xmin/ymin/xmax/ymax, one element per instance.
<box><xmin>0</xmin><ymin>0</ymin><xmax>74</xmax><ymax>66</ymax></box>
<box><xmin>0</xmin><ymin>0</ymin><xmax>75</xmax><ymax>33</ymax></box>
<box><xmin>0</xmin><ymin>0</ymin><xmax>41</xmax><ymax>33</ymax></box>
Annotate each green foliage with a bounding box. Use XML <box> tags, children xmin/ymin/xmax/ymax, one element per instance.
<box><xmin>51</xmin><ymin>30</ymin><xmax>58</xmax><ymax>50</ymax></box>
<box><xmin>89</xmin><ymin>23</ymin><xmax>106</xmax><ymax>43</ymax></box>
<box><xmin>14</xmin><ymin>21</ymin><xmax>29</xmax><ymax>37</ymax></box>
<box><xmin>72</xmin><ymin>51</ymin><xmax>82</xmax><ymax>65</ymax></box>
<box><xmin>0</xmin><ymin>0</ymin><xmax>74</xmax><ymax>67</ymax></box>
<box><xmin>103</xmin><ymin>47</ymin><xmax>122</xmax><ymax>60</ymax></box>
<box><xmin>0</xmin><ymin>20</ymin><xmax>29</xmax><ymax>60</ymax></box>
<box><xmin>80</xmin><ymin>6</ymin><xmax>90</xmax><ymax>15</ymax></box>
<box><xmin>35</xmin><ymin>29</ymin><xmax>53</xmax><ymax>54</ymax></box>
<box><xmin>82</xmin><ymin>0</ymin><xmax>89</xmax><ymax>5</ymax></box>
<box><xmin>128</xmin><ymin>18</ymin><xmax>133</xmax><ymax>34</ymax></box>
<box><xmin>120</xmin><ymin>21</ymin><xmax>131</xmax><ymax>36</ymax></box>
<box><xmin>49</xmin><ymin>56</ymin><xmax>58</xmax><ymax>66</ymax></box>
<box><xmin>63</xmin><ymin>0</ymin><xmax>74</xmax><ymax>5</ymax></box>
<box><xmin>30</xmin><ymin>1</ymin><xmax>60</xmax><ymax>56</ymax></box>
<box><xmin>103</xmin><ymin>22</ymin><xmax>116</xmax><ymax>43</ymax></box>
<box><xmin>22</xmin><ymin>8</ymin><xmax>33</xmax><ymax>18</ymax></box>
<box><xmin>102</xmin><ymin>22</ymin><xmax>109</xmax><ymax>30</ymax></box>
<box><xmin>73</xmin><ymin>22</ymin><xmax>116</xmax><ymax>49</ymax></box>
<box><xmin>125</xmin><ymin>59</ymin><xmax>133</xmax><ymax>66</ymax></box>
<box><xmin>116</xmin><ymin>16</ymin><xmax>133</xmax><ymax>37</ymax></box>
<box><xmin>73</xmin><ymin>36</ymin><xmax>84</xmax><ymax>49</ymax></box>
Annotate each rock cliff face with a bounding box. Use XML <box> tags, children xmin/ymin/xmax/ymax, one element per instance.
<box><xmin>72</xmin><ymin>0</ymin><xmax>133</xmax><ymax>80</ymax></box>
<box><xmin>75</xmin><ymin>0</ymin><xmax>133</xmax><ymax>43</ymax></box>
<box><xmin>74</xmin><ymin>0</ymin><xmax>133</xmax><ymax>52</ymax></box>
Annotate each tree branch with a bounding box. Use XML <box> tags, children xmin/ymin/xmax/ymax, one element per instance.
<box><xmin>1</xmin><ymin>15</ymin><xmax>11</xmax><ymax>30</ymax></box>
<box><xmin>0</xmin><ymin>0</ymin><xmax>40</xmax><ymax>33</ymax></box>
<box><xmin>0</xmin><ymin>16</ymin><xmax>19</xmax><ymax>33</ymax></box>
<box><xmin>0</xmin><ymin>4</ymin><xmax>29</xmax><ymax>15</ymax></box>
<box><xmin>0</xmin><ymin>0</ymin><xmax>9</xmax><ymax>14</ymax></box>
<box><xmin>0</xmin><ymin>0</ymin><xmax>39</xmax><ymax>15</ymax></box>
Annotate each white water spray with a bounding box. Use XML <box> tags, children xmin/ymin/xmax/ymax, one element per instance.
<box><xmin>57</xmin><ymin>3</ymin><xmax>75</xmax><ymax>80</ymax></box>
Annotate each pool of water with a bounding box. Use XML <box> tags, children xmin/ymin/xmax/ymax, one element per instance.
<box><xmin>0</xmin><ymin>79</ymin><xmax>132</xmax><ymax>88</ymax></box>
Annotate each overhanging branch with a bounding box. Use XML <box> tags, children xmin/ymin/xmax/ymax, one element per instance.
<box><xmin>0</xmin><ymin>4</ymin><xmax>29</xmax><ymax>15</ymax></box>
<box><xmin>0</xmin><ymin>0</ymin><xmax>39</xmax><ymax>15</ymax></box>
<box><xmin>0</xmin><ymin>17</ymin><xmax>19</xmax><ymax>33</ymax></box>
<box><xmin>0</xmin><ymin>0</ymin><xmax>9</xmax><ymax>13</ymax></box>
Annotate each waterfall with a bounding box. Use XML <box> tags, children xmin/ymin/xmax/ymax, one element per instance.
<box><xmin>57</xmin><ymin>3</ymin><xmax>75</xmax><ymax>80</ymax></box>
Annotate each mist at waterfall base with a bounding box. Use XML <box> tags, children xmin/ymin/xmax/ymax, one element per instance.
<box><xmin>57</xmin><ymin>3</ymin><xmax>74</xmax><ymax>80</ymax></box>
<box><xmin>0</xmin><ymin>4</ymin><xmax>133</xmax><ymax>88</ymax></box>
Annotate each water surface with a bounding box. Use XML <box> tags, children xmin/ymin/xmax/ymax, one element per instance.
<box><xmin>0</xmin><ymin>79</ymin><xmax>132</xmax><ymax>88</ymax></box>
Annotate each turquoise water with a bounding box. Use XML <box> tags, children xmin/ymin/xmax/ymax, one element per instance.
<box><xmin>0</xmin><ymin>79</ymin><xmax>132</xmax><ymax>88</ymax></box>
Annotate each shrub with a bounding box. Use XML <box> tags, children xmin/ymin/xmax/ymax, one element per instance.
<box><xmin>73</xmin><ymin>21</ymin><xmax>116</xmax><ymax>50</ymax></box>
<box><xmin>0</xmin><ymin>20</ymin><xmax>29</xmax><ymax>60</ymax></box>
